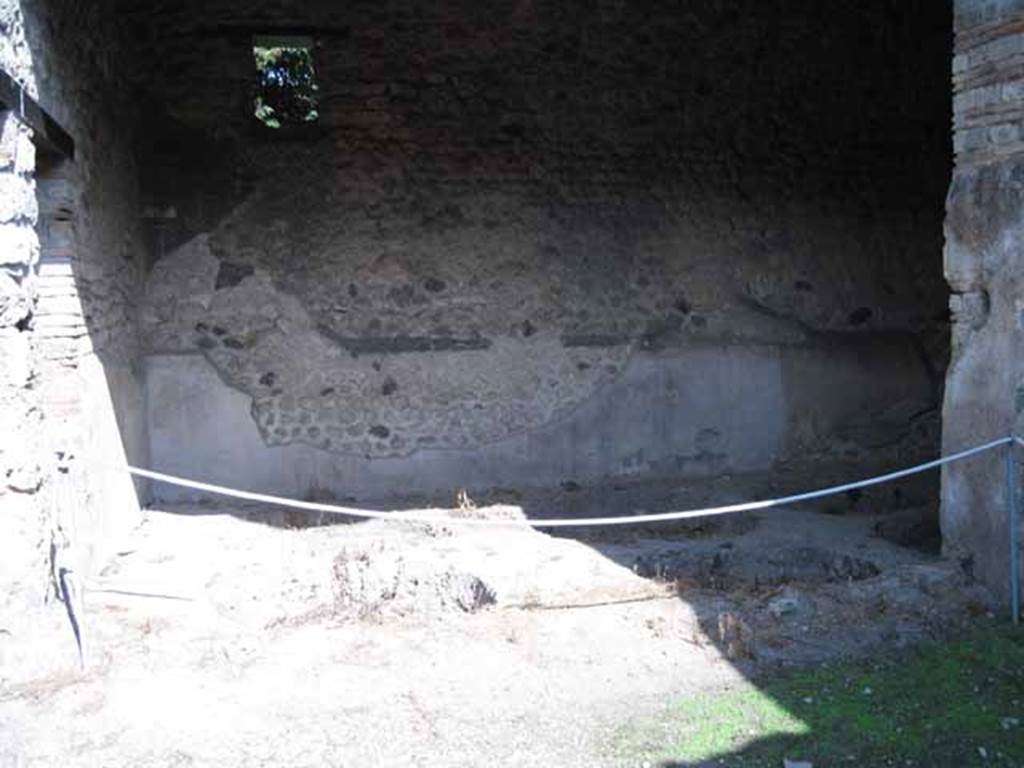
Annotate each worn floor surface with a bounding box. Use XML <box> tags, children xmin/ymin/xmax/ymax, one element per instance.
<box><xmin>0</xmin><ymin>499</ymin><xmax>994</xmax><ymax>767</ymax></box>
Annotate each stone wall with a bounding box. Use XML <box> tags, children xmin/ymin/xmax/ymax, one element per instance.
<box><xmin>0</xmin><ymin>1</ymin><xmax>45</xmax><ymax>602</ymax></box>
<box><xmin>943</xmin><ymin>0</ymin><xmax>1024</xmax><ymax>600</ymax></box>
<box><xmin>0</xmin><ymin>0</ymin><xmax>147</xmax><ymax>615</ymax></box>
<box><xmin>123</xmin><ymin>0</ymin><xmax>953</xmax><ymax>500</ymax></box>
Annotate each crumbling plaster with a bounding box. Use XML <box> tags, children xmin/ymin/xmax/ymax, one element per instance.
<box><xmin>129</xmin><ymin>0</ymin><xmax>951</xmax><ymax>490</ymax></box>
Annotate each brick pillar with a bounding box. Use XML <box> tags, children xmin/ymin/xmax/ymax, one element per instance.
<box><xmin>942</xmin><ymin>1</ymin><xmax>1024</xmax><ymax>600</ymax></box>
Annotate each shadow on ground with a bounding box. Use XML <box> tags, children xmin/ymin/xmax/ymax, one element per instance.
<box><xmin>653</xmin><ymin>622</ymin><xmax>1024</xmax><ymax>767</ymax></box>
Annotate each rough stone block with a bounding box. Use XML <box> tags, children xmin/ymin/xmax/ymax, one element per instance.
<box><xmin>0</xmin><ymin>331</ymin><xmax>32</xmax><ymax>386</ymax></box>
<box><xmin>0</xmin><ymin>223</ymin><xmax>38</xmax><ymax>269</ymax></box>
<box><xmin>990</xmin><ymin>122</ymin><xmax>1021</xmax><ymax>145</ymax></box>
<box><xmin>0</xmin><ymin>270</ymin><xmax>30</xmax><ymax>327</ymax></box>
<box><xmin>0</xmin><ymin>175</ymin><xmax>36</xmax><ymax>223</ymax></box>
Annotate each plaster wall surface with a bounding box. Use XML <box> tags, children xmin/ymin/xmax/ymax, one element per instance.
<box><xmin>146</xmin><ymin>339</ymin><xmax>933</xmax><ymax>503</ymax></box>
<box><xmin>127</xmin><ymin>0</ymin><xmax>952</xmax><ymax>501</ymax></box>
<box><xmin>943</xmin><ymin>0</ymin><xmax>1024</xmax><ymax>598</ymax></box>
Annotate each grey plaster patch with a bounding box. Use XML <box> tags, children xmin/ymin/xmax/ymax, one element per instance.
<box><xmin>142</xmin><ymin>337</ymin><xmax>933</xmax><ymax>503</ymax></box>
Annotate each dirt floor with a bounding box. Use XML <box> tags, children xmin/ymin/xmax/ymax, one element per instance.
<box><xmin>0</xmin><ymin>489</ymin><xmax>997</xmax><ymax>767</ymax></box>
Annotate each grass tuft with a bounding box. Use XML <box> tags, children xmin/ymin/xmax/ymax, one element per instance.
<box><xmin>616</xmin><ymin>624</ymin><xmax>1024</xmax><ymax>767</ymax></box>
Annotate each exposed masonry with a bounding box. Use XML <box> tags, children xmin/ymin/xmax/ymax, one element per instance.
<box><xmin>941</xmin><ymin>0</ymin><xmax>1024</xmax><ymax>600</ymax></box>
<box><xmin>0</xmin><ymin>0</ymin><xmax>147</xmax><ymax>612</ymax></box>
<box><xmin>0</xmin><ymin>3</ymin><xmax>49</xmax><ymax>605</ymax></box>
<box><xmin>952</xmin><ymin>13</ymin><xmax>1024</xmax><ymax>163</ymax></box>
<box><xmin>134</xmin><ymin>0</ymin><xmax>952</xmax><ymax>463</ymax></box>
<box><xmin>143</xmin><ymin>234</ymin><xmax>632</xmax><ymax>456</ymax></box>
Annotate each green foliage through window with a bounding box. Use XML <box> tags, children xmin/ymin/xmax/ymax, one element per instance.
<box><xmin>253</xmin><ymin>44</ymin><xmax>319</xmax><ymax>129</ymax></box>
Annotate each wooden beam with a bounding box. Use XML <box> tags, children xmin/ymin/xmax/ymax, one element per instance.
<box><xmin>0</xmin><ymin>68</ymin><xmax>75</xmax><ymax>160</ymax></box>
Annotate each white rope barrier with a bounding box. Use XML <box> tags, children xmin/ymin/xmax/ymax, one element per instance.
<box><xmin>86</xmin><ymin>435</ymin><xmax>1017</xmax><ymax>529</ymax></box>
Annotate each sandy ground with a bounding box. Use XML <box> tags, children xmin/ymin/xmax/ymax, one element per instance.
<box><xmin>0</xmin><ymin>500</ymin><xmax>994</xmax><ymax>767</ymax></box>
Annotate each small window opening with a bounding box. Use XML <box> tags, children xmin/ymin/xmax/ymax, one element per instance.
<box><xmin>252</xmin><ymin>35</ymin><xmax>319</xmax><ymax>129</ymax></box>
